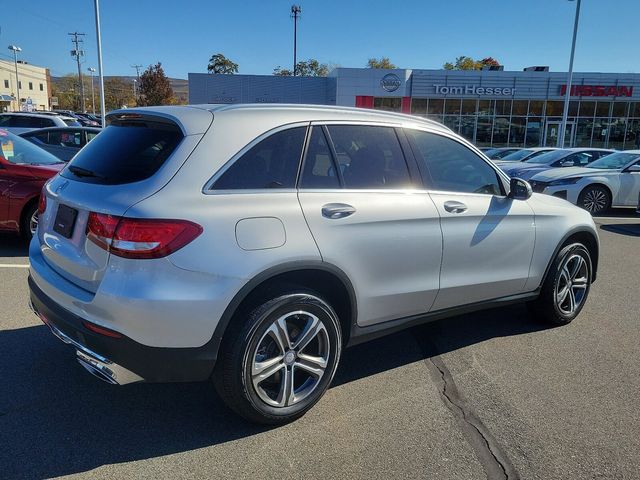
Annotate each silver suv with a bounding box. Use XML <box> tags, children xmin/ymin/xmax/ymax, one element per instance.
<box><xmin>29</xmin><ymin>104</ymin><xmax>599</xmax><ymax>424</ymax></box>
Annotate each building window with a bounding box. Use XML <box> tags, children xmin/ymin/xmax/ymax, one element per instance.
<box><xmin>373</xmin><ymin>97</ymin><xmax>402</xmax><ymax>112</ymax></box>
<box><xmin>410</xmin><ymin>98</ymin><xmax>427</xmax><ymax>115</ymax></box>
<box><xmin>29</xmin><ymin>82</ymin><xmax>33</xmax><ymax>90</ymax></box>
<box><xmin>39</xmin><ymin>83</ymin><xmax>44</xmax><ymax>91</ymax></box>
<box><xmin>18</xmin><ymin>81</ymin><xmax>22</xmax><ymax>89</ymax></box>
<box><xmin>3</xmin><ymin>80</ymin><xmax>8</xmax><ymax>88</ymax></box>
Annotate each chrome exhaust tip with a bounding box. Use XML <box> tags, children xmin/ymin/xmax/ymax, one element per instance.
<box><xmin>77</xmin><ymin>351</ymin><xmax>119</xmax><ymax>385</ymax></box>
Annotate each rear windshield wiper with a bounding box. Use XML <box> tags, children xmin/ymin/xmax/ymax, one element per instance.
<box><xmin>67</xmin><ymin>165</ymin><xmax>105</xmax><ymax>179</ymax></box>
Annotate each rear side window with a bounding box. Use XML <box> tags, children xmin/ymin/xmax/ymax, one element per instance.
<box><xmin>326</xmin><ymin>125</ymin><xmax>411</xmax><ymax>189</ymax></box>
<box><xmin>407</xmin><ymin>129</ymin><xmax>503</xmax><ymax>195</ymax></box>
<box><xmin>213</xmin><ymin>127</ymin><xmax>306</xmax><ymax>190</ymax></box>
<box><xmin>300</xmin><ymin>127</ymin><xmax>340</xmax><ymax>189</ymax></box>
<box><xmin>61</xmin><ymin>122</ymin><xmax>183</xmax><ymax>185</ymax></box>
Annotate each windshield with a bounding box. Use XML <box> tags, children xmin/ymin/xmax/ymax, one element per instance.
<box><xmin>501</xmin><ymin>149</ymin><xmax>533</xmax><ymax>161</ymax></box>
<box><xmin>586</xmin><ymin>152</ymin><xmax>640</xmax><ymax>170</ymax></box>
<box><xmin>0</xmin><ymin>129</ymin><xmax>62</xmax><ymax>165</ymax></box>
<box><xmin>526</xmin><ymin>150</ymin><xmax>569</xmax><ymax>164</ymax></box>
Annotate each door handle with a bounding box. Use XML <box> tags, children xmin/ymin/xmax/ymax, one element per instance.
<box><xmin>322</xmin><ymin>203</ymin><xmax>356</xmax><ymax>219</ymax></box>
<box><xmin>443</xmin><ymin>201</ymin><xmax>468</xmax><ymax>214</ymax></box>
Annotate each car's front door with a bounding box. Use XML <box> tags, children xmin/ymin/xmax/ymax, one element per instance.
<box><xmin>617</xmin><ymin>160</ymin><xmax>640</xmax><ymax>205</ymax></box>
<box><xmin>405</xmin><ymin>128</ymin><xmax>536</xmax><ymax>311</ymax></box>
<box><xmin>297</xmin><ymin>124</ymin><xmax>443</xmax><ymax>327</ymax></box>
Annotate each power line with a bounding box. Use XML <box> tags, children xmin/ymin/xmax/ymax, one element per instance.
<box><xmin>68</xmin><ymin>32</ymin><xmax>86</xmax><ymax>112</ymax></box>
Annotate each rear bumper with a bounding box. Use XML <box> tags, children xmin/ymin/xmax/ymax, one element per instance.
<box><xmin>29</xmin><ymin>275</ymin><xmax>220</xmax><ymax>383</ymax></box>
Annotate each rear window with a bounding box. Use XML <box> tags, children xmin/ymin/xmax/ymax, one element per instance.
<box><xmin>61</xmin><ymin>122</ymin><xmax>183</xmax><ymax>184</ymax></box>
<box><xmin>63</xmin><ymin>118</ymin><xmax>80</xmax><ymax>127</ymax></box>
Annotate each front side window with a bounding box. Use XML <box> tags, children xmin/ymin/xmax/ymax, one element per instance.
<box><xmin>326</xmin><ymin>125</ymin><xmax>411</xmax><ymax>189</ymax></box>
<box><xmin>407</xmin><ymin>129</ymin><xmax>503</xmax><ymax>195</ymax></box>
<box><xmin>213</xmin><ymin>126</ymin><xmax>306</xmax><ymax>190</ymax></box>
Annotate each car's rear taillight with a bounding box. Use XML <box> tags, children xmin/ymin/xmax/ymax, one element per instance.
<box><xmin>38</xmin><ymin>190</ymin><xmax>47</xmax><ymax>215</ymax></box>
<box><xmin>86</xmin><ymin>212</ymin><xmax>202</xmax><ymax>259</ymax></box>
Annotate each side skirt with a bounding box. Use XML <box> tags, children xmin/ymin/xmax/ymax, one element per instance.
<box><xmin>347</xmin><ymin>290</ymin><xmax>540</xmax><ymax>347</ymax></box>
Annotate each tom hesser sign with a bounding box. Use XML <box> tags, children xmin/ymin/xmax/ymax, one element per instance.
<box><xmin>434</xmin><ymin>84</ymin><xmax>515</xmax><ymax>96</ymax></box>
<box><xmin>560</xmin><ymin>84</ymin><xmax>634</xmax><ymax>97</ymax></box>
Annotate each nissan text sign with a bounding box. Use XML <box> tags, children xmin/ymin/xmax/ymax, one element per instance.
<box><xmin>560</xmin><ymin>85</ymin><xmax>634</xmax><ymax>97</ymax></box>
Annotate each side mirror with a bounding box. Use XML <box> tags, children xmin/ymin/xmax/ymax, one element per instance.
<box><xmin>508</xmin><ymin>177</ymin><xmax>532</xmax><ymax>200</ymax></box>
<box><xmin>625</xmin><ymin>164</ymin><xmax>640</xmax><ymax>173</ymax></box>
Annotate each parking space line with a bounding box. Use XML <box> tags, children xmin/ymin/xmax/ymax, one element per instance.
<box><xmin>0</xmin><ymin>264</ymin><xmax>30</xmax><ymax>268</ymax></box>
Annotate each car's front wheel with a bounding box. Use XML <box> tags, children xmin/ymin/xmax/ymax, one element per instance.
<box><xmin>578</xmin><ymin>185</ymin><xmax>611</xmax><ymax>214</ymax></box>
<box><xmin>529</xmin><ymin>242</ymin><xmax>592</xmax><ymax>325</ymax></box>
<box><xmin>214</xmin><ymin>290</ymin><xmax>342</xmax><ymax>424</ymax></box>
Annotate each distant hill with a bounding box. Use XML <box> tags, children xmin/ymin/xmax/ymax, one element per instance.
<box><xmin>52</xmin><ymin>76</ymin><xmax>189</xmax><ymax>103</ymax></box>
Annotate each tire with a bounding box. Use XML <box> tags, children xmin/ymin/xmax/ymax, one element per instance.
<box><xmin>21</xmin><ymin>203</ymin><xmax>39</xmax><ymax>242</ymax></box>
<box><xmin>578</xmin><ymin>185</ymin><xmax>611</xmax><ymax>214</ymax></box>
<box><xmin>528</xmin><ymin>243</ymin><xmax>592</xmax><ymax>326</ymax></box>
<box><xmin>214</xmin><ymin>289</ymin><xmax>342</xmax><ymax>425</ymax></box>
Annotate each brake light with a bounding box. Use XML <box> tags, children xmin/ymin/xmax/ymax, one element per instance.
<box><xmin>38</xmin><ymin>190</ymin><xmax>47</xmax><ymax>215</ymax></box>
<box><xmin>86</xmin><ymin>212</ymin><xmax>202</xmax><ymax>259</ymax></box>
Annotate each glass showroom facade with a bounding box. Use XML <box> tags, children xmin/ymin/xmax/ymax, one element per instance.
<box><xmin>189</xmin><ymin>67</ymin><xmax>640</xmax><ymax>149</ymax></box>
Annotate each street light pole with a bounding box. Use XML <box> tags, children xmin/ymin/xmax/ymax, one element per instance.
<box><xmin>88</xmin><ymin>67</ymin><xmax>96</xmax><ymax>114</ymax></box>
<box><xmin>558</xmin><ymin>0</ymin><xmax>581</xmax><ymax>148</ymax></box>
<box><xmin>93</xmin><ymin>0</ymin><xmax>106</xmax><ymax>127</ymax></box>
<box><xmin>8</xmin><ymin>45</ymin><xmax>22</xmax><ymax>112</ymax></box>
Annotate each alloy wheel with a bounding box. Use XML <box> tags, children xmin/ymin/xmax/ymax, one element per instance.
<box><xmin>250</xmin><ymin>310</ymin><xmax>330</xmax><ymax>408</ymax></box>
<box><xmin>582</xmin><ymin>188</ymin><xmax>608</xmax><ymax>213</ymax></box>
<box><xmin>555</xmin><ymin>254</ymin><xmax>589</xmax><ymax>316</ymax></box>
<box><xmin>29</xmin><ymin>211</ymin><xmax>39</xmax><ymax>237</ymax></box>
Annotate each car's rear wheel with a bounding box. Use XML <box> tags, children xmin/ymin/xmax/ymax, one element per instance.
<box><xmin>214</xmin><ymin>290</ymin><xmax>342</xmax><ymax>424</ymax></box>
<box><xmin>529</xmin><ymin>243</ymin><xmax>592</xmax><ymax>325</ymax></box>
<box><xmin>21</xmin><ymin>203</ymin><xmax>38</xmax><ymax>241</ymax></box>
<box><xmin>578</xmin><ymin>185</ymin><xmax>611</xmax><ymax>214</ymax></box>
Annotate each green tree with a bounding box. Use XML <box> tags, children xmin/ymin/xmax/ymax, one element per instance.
<box><xmin>103</xmin><ymin>77</ymin><xmax>136</xmax><ymax>111</ymax></box>
<box><xmin>273</xmin><ymin>58</ymin><xmax>329</xmax><ymax>77</ymax></box>
<box><xmin>138</xmin><ymin>62</ymin><xmax>174</xmax><ymax>106</ymax></box>
<box><xmin>366</xmin><ymin>57</ymin><xmax>396</xmax><ymax>69</ymax></box>
<box><xmin>207</xmin><ymin>53</ymin><xmax>239</xmax><ymax>74</ymax></box>
<box><xmin>443</xmin><ymin>56</ymin><xmax>501</xmax><ymax>70</ymax></box>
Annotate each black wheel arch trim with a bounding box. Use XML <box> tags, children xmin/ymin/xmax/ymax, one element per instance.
<box><xmin>540</xmin><ymin>227</ymin><xmax>599</xmax><ymax>287</ymax></box>
<box><xmin>212</xmin><ymin>260</ymin><xmax>358</xmax><ymax>351</ymax></box>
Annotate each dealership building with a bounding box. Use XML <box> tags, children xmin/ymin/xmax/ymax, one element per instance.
<box><xmin>189</xmin><ymin>67</ymin><xmax>640</xmax><ymax>149</ymax></box>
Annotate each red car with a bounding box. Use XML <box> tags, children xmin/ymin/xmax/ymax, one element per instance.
<box><xmin>0</xmin><ymin>129</ymin><xmax>64</xmax><ymax>240</ymax></box>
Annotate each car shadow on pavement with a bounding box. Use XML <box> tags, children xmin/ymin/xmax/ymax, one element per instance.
<box><xmin>0</xmin><ymin>305</ymin><xmax>548</xmax><ymax>479</ymax></box>
<box><xmin>0</xmin><ymin>233</ymin><xmax>29</xmax><ymax>258</ymax></box>
<box><xmin>599</xmin><ymin>223</ymin><xmax>640</xmax><ymax>237</ymax></box>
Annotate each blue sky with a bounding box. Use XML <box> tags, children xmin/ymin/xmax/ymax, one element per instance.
<box><xmin>1</xmin><ymin>0</ymin><xmax>637</xmax><ymax>79</ymax></box>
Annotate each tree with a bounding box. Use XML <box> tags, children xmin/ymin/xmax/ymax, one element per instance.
<box><xmin>273</xmin><ymin>58</ymin><xmax>329</xmax><ymax>77</ymax></box>
<box><xmin>103</xmin><ymin>77</ymin><xmax>136</xmax><ymax>111</ymax></box>
<box><xmin>207</xmin><ymin>53</ymin><xmax>239</xmax><ymax>74</ymax></box>
<box><xmin>443</xmin><ymin>56</ymin><xmax>501</xmax><ymax>70</ymax></box>
<box><xmin>137</xmin><ymin>62</ymin><xmax>174</xmax><ymax>106</ymax></box>
<box><xmin>366</xmin><ymin>57</ymin><xmax>396</xmax><ymax>69</ymax></box>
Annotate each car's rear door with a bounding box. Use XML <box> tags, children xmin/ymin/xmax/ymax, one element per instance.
<box><xmin>405</xmin><ymin>128</ymin><xmax>536</xmax><ymax>311</ymax></box>
<box><xmin>617</xmin><ymin>158</ymin><xmax>640</xmax><ymax>205</ymax></box>
<box><xmin>297</xmin><ymin>123</ymin><xmax>443</xmax><ymax>327</ymax></box>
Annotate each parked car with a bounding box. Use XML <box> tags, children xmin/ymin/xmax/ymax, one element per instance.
<box><xmin>499</xmin><ymin>148</ymin><xmax>615</xmax><ymax>180</ymax></box>
<box><xmin>29</xmin><ymin>104</ymin><xmax>599</xmax><ymax>425</ymax></box>
<box><xmin>528</xmin><ymin>150</ymin><xmax>640</xmax><ymax>213</ymax></box>
<box><xmin>482</xmin><ymin>147</ymin><xmax>522</xmax><ymax>159</ymax></box>
<box><xmin>0</xmin><ymin>129</ymin><xmax>64</xmax><ymax>239</ymax></box>
<box><xmin>20</xmin><ymin>127</ymin><xmax>101</xmax><ymax>161</ymax></box>
<box><xmin>73</xmin><ymin>113</ymin><xmax>101</xmax><ymax>127</ymax></box>
<box><xmin>495</xmin><ymin>147</ymin><xmax>557</xmax><ymax>163</ymax></box>
<box><xmin>0</xmin><ymin>112</ymin><xmax>80</xmax><ymax>135</ymax></box>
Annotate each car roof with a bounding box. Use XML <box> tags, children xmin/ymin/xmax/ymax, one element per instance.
<box><xmin>563</xmin><ymin>147</ymin><xmax>615</xmax><ymax>152</ymax></box>
<box><xmin>108</xmin><ymin>104</ymin><xmax>453</xmax><ymax>136</ymax></box>
<box><xmin>0</xmin><ymin>112</ymin><xmax>75</xmax><ymax>121</ymax></box>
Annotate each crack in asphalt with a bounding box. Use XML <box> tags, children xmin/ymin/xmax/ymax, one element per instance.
<box><xmin>416</xmin><ymin>336</ymin><xmax>520</xmax><ymax>480</ymax></box>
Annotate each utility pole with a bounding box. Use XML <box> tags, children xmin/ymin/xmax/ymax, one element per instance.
<box><xmin>131</xmin><ymin>64</ymin><xmax>142</xmax><ymax>104</ymax></box>
<box><xmin>68</xmin><ymin>32</ymin><xmax>86</xmax><ymax>112</ymax></box>
<box><xmin>291</xmin><ymin>5</ymin><xmax>301</xmax><ymax>76</ymax></box>
<box><xmin>558</xmin><ymin>0</ymin><xmax>581</xmax><ymax>148</ymax></box>
<box><xmin>8</xmin><ymin>45</ymin><xmax>22</xmax><ymax>111</ymax></box>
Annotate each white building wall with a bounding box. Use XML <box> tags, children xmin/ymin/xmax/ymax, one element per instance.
<box><xmin>0</xmin><ymin>59</ymin><xmax>50</xmax><ymax>112</ymax></box>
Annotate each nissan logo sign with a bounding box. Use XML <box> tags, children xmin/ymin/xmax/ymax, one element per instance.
<box><xmin>380</xmin><ymin>73</ymin><xmax>401</xmax><ymax>92</ymax></box>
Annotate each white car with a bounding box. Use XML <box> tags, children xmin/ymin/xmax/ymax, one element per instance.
<box><xmin>0</xmin><ymin>112</ymin><xmax>80</xmax><ymax>135</ymax></box>
<box><xmin>528</xmin><ymin>150</ymin><xmax>640</xmax><ymax>213</ymax></box>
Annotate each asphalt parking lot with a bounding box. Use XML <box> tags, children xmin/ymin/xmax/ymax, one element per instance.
<box><xmin>1</xmin><ymin>212</ymin><xmax>639</xmax><ymax>480</ymax></box>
